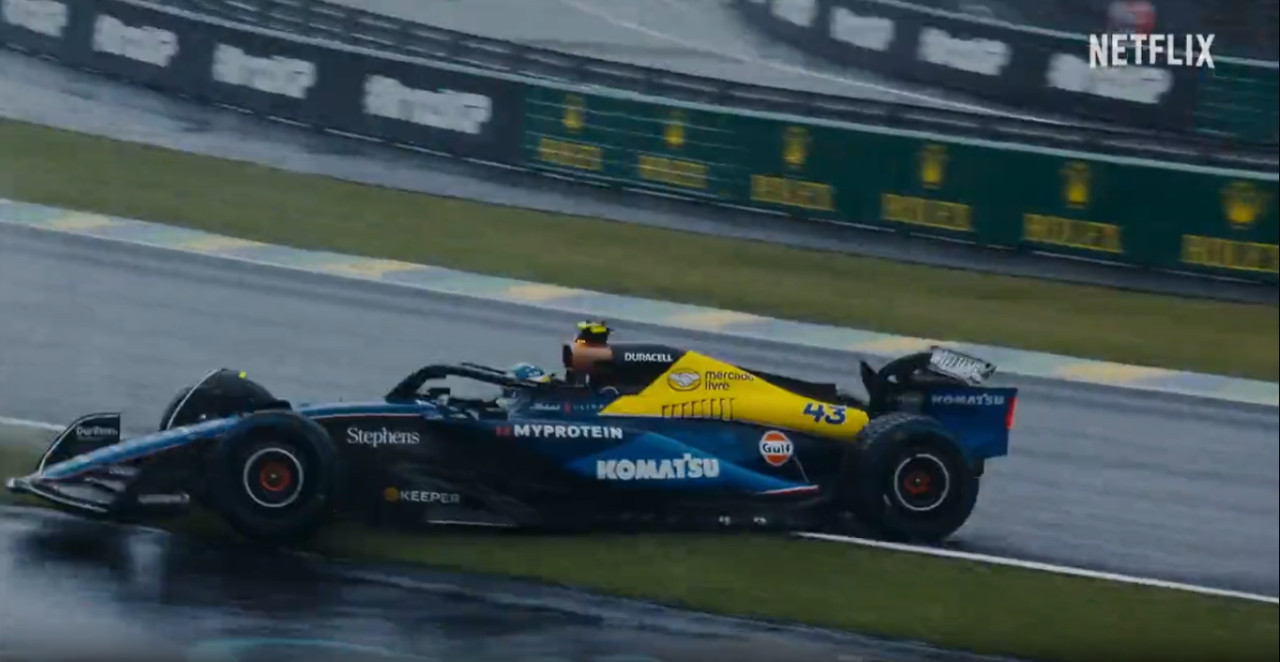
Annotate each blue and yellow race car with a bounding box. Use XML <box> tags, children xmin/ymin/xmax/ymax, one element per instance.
<box><xmin>7</xmin><ymin>321</ymin><xmax>1017</xmax><ymax>544</ymax></box>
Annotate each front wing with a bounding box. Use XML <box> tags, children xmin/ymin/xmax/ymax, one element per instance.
<box><xmin>5</xmin><ymin>416</ymin><xmax>238</xmax><ymax>518</ymax></box>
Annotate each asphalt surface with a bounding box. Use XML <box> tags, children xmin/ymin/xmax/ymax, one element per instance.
<box><xmin>2</xmin><ymin>49</ymin><xmax>1270</xmax><ymax>304</ymax></box>
<box><xmin>0</xmin><ymin>8</ymin><xmax>1272</xmax><ymax>662</ymax></box>
<box><xmin>1</xmin><ymin>223</ymin><xmax>1276</xmax><ymax>599</ymax></box>
<box><xmin>2</xmin><ymin>506</ymin><xmax>1004</xmax><ymax>662</ymax></box>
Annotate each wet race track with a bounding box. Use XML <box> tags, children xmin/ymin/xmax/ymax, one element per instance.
<box><xmin>1</xmin><ymin>224</ymin><xmax>1276</xmax><ymax>599</ymax></box>
<box><xmin>0</xmin><ymin>2</ymin><xmax>1277</xmax><ymax>660</ymax></box>
<box><xmin>0</xmin><ymin>506</ymin><xmax>1001</xmax><ymax>662</ymax></box>
<box><xmin>0</xmin><ymin>224</ymin><xmax>1274</xmax><ymax>662</ymax></box>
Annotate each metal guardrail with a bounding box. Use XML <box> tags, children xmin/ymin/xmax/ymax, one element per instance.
<box><xmin>149</xmin><ymin>0</ymin><xmax>1277</xmax><ymax>171</ymax></box>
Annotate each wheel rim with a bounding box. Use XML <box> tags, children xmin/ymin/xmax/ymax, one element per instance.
<box><xmin>258</xmin><ymin>461</ymin><xmax>293</xmax><ymax>493</ymax></box>
<box><xmin>241</xmin><ymin>447</ymin><xmax>305</xmax><ymax>509</ymax></box>
<box><xmin>891</xmin><ymin>453</ymin><xmax>951</xmax><ymax>513</ymax></box>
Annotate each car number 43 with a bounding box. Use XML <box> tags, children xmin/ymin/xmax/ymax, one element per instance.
<box><xmin>803</xmin><ymin>403</ymin><xmax>846</xmax><ymax>424</ymax></box>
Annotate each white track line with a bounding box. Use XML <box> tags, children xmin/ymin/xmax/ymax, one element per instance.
<box><xmin>1</xmin><ymin>416</ymin><xmax>1273</xmax><ymax>605</ymax></box>
<box><xmin>556</xmin><ymin>0</ymin><xmax>1058</xmax><ymax>122</ymax></box>
<box><xmin>0</xmin><ymin>416</ymin><xmax>62</xmax><ymax>432</ymax></box>
<box><xmin>795</xmin><ymin>532</ymin><xmax>1279</xmax><ymax>605</ymax></box>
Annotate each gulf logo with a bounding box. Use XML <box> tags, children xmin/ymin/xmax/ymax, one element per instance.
<box><xmin>759</xmin><ymin>430</ymin><xmax>794</xmax><ymax>467</ymax></box>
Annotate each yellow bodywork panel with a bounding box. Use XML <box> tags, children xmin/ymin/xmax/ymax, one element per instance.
<box><xmin>600</xmin><ymin>351</ymin><xmax>869</xmax><ymax>441</ymax></box>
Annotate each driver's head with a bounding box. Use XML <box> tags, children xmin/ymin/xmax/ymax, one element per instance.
<box><xmin>509</xmin><ymin>362</ymin><xmax>552</xmax><ymax>383</ymax></box>
<box><xmin>575</xmin><ymin>320</ymin><xmax>610</xmax><ymax>346</ymax></box>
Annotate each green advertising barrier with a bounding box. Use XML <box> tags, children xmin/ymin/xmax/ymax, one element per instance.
<box><xmin>523</xmin><ymin>86</ymin><xmax>1278</xmax><ymax>284</ymax></box>
<box><xmin>524</xmin><ymin>87</ymin><xmax>747</xmax><ymax>200</ymax></box>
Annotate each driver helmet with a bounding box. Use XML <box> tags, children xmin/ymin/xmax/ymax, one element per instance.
<box><xmin>509</xmin><ymin>362</ymin><xmax>552</xmax><ymax>383</ymax></box>
<box><xmin>575</xmin><ymin>320</ymin><xmax>611</xmax><ymax>346</ymax></box>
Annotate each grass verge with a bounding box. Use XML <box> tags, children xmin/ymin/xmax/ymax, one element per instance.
<box><xmin>1</xmin><ymin>119</ymin><xmax>1277</xmax><ymax>380</ymax></box>
<box><xmin>1</xmin><ymin>427</ymin><xmax>1275</xmax><ymax>662</ymax></box>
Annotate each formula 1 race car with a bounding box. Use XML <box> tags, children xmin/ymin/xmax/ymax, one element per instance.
<box><xmin>6</xmin><ymin>322</ymin><xmax>1017</xmax><ymax>544</ymax></box>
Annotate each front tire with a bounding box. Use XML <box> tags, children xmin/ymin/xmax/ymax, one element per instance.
<box><xmin>159</xmin><ymin>370</ymin><xmax>280</xmax><ymax>430</ymax></box>
<box><xmin>843</xmin><ymin>412</ymin><xmax>980</xmax><ymax>543</ymax></box>
<box><xmin>204</xmin><ymin>412</ymin><xmax>340</xmax><ymax>545</ymax></box>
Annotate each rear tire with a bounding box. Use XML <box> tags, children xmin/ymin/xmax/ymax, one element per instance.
<box><xmin>843</xmin><ymin>412</ymin><xmax>979</xmax><ymax>543</ymax></box>
<box><xmin>204</xmin><ymin>411</ymin><xmax>340</xmax><ymax>545</ymax></box>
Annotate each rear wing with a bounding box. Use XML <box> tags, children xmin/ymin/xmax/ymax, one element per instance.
<box><xmin>861</xmin><ymin>346</ymin><xmax>1000</xmax><ymax>400</ymax></box>
<box><xmin>860</xmin><ymin>347</ymin><xmax>1016</xmax><ymax>460</ymax></box>
<box><xmin>925</xmin><ymin>347</ymin><xmax>998</xmax><ymax>385</ymax></box>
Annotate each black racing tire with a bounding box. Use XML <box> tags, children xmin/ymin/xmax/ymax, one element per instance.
<box><xmin>842</xmin><ymin>412</ymin><xmax>980</xmax><ymax>544</ymax></box>
<box><xmin>204</xmin><ymin>411</ymin><xmax>340</xmax><ymax>545</ymax></box>
<box><xmin>159</xmin><ymin>370</ymin><xmax>280</xmax><ymax>430</ymax></box>
<box><xmin>158</xmin><ymin>388</ymin><xmax>190</xmax><ymax>430</ymax></box>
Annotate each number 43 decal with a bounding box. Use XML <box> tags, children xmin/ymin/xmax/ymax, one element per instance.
<box><xmin>803</xmin><ymin>402</ymin><xmax>846</xmax><ymax>424</ymax></box>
